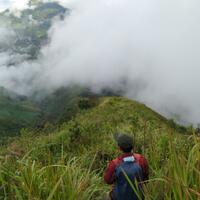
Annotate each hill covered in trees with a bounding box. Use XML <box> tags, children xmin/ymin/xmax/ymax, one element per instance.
<box><xmin>0</xmin><ymin>86</ymin><xmax>86</xmax><ymax>139</ymax></box>
<box><xmin>0</xmin><ymin>87</ymin><xmax>40</xmax><ymax>143</ymax></box>
<box><xmin>0</xmin><ymin>1</ymin><xmax>68</xmax><ymax>59</ymax></box>
<box><xmin>0</xmin><ymin>2</ymin><xmax>71</xmax><ymax>139</ymax></box>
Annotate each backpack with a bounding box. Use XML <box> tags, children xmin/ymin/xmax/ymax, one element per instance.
<box><xmin>112</xmin><ymin>156</ymin><xmax>144</xmax><ymax>200</ymax></box>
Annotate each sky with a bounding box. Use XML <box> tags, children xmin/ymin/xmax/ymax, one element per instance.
<box><xmin>0</xmin><ymin>0</ymin><xmax>75</xmax><ymax>11</ymax></box>
<box><xmin>0</xmin><ymin>0</ymin><xmax>28</xmax><ymax>11</ymax></box>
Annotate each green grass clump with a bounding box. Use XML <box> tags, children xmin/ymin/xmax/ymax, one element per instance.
<box><xmin>0</xmin><ymin>157</ymin><xmax>104</xmax><ymax>200</ymax></box>
<box><xmin>0</xmin><ymin>97</ymin><xmax>199</xmax><ymax>199</ymax></box>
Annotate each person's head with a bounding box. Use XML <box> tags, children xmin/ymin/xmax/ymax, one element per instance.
<box><xmin>116</xmin><ymin>134</ymin><xmax>134</xmax><ymax>153</ymax></box>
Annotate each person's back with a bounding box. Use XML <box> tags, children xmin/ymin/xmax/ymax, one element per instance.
<box><xmin>104</xmin><ymin>134</ymin><xmax>148</xmax><ymax>200</ymax></box>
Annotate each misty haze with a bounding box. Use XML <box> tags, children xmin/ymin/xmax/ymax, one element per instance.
<box><xmin>1</xmin><ymin>0</ymin><xmax>200</xmax><ymax>125</ymax></box>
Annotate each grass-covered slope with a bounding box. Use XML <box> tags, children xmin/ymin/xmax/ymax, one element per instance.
<box><xmin>0</xmin><ymin>97</ymin><xmax>199</xmax><ymax>199</ymax></box>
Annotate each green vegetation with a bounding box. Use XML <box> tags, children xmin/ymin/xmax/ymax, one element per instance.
<box><xmin>0</xmin><ymin>97</ymin><xmax>199</xmax><ymax>199</ymax></box>
<box><xmin>0</xmin><ymin>2</ymin><xmax>68</xmax><ymax>58</ymax></box>
<box><xmin>0</xmin><ymin>93</ymin><xmax>40</xmax><ymax>144</ymax></box>
<box><xmin>37</xmin><ymin>86</ymin><xmax>88</xmax><ymax>124</ymax></box>
<box><xmin>0</xmin><ymin>86</ymin><xmax>98</xmax><ymax>140</ymax></box>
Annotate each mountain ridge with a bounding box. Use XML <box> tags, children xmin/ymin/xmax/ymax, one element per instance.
<box><xmin>0</xmin><ymin>96</ymin><xmax>198</xmax><ymax>199</ymax></box>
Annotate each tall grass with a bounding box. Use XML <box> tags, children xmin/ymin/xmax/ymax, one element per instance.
<box><xmin>143</xmin><ymin>133</ymin><xmax>200</xmax><ymax>200</ymax></box>
<box><xmin>0</xmin><ymin>157</ymin><xmax>104</xmax><ymax>200</ymax></box>
<box><xmin>0</xmin><ymin>133</ymin><xmax>199</xmax><ymax>199</ymax></box>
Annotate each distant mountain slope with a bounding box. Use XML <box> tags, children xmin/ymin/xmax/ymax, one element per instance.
<box><xmin>0</xmin><ymin>87</ymin><xmax>40</xmax><ymax>140</ymax></box>
<box><xmin>0</xmin><ymin>86</ymin><xmax>99</xmax><ymax>138</ymax></box>
<box><xmin>36</xmin><ymin>86</ymin><xmax>118</xmax><ymax>125</ymax></box>
<box><xmin>0</xmin><ymin>2</ymin><xmax>69</xmax><ymax>59</ymax></box>
<box><xmin>0</xmin><ymin>2</ymin><xmax>70</xmax><ymax>138</ymax></box>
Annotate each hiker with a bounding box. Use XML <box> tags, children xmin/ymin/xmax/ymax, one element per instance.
<box><xmin>104</xmin><ymin>134</ymin><xmax>149</xmax><ymax>200</ymax></box>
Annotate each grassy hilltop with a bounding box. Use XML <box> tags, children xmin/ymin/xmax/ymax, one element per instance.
<box><xmin>0</xmin><ymin>97</ymin><xmax>199</xmax><ymax>199</ymax></box>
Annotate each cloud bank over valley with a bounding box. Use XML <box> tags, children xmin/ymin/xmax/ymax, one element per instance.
<box><xmin>0</xmin><ymin>0</ymin><xmax>200</xmax><ymax>125</ymax></box>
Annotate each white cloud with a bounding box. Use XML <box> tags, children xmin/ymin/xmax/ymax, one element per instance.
<box><xmin>0</xmin><ymin>0</ymin><xmax>75</xmax><ymax>11</ymax></box>
<box><xmin>11</xmin><ymin>0</ymin><xmax>28</xmax><ymax>10</ymax></box>
<box><xmin>0</xmin><ymin>0</ymin><xmax>10</xmax><ymax>11</ymax></box>
<box><xmin>0</xmin><ymin>0</ymin><xmax>28</xmax><ymax>11</ymax></box>
<box><xmin>1</xmin><ymin>0</ymin><xmax>200</xmax><ymax>125</ymax></box>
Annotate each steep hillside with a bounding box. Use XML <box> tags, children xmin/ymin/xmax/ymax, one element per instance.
<box><xmin>0</xmin><ymin>2</ymin><xmax>68</xmax><ymax>59</ymax></box>
<box><xmin>0</xmin><ymin>2</ymin><xmax>71</xmax><ymax>139</ymax></box>
<box><xmin>0</xmin><ymin>89</ymin><xmax>40</xmax><ymax>142</ymax></box>
<box><xmin>36</xmin><ymin>86</ymin><xmax>91</xmax><ymax>124</ymax></box>
<box><xmin>0</xmin><ymin>86</ymin><xmax>99</xmax><ymax>138</ymax></box>
<box><xmin>0</xmin><ymin>97</ymin><xmax>199</xmax><ymax>199</ymax></box>
<box><xmin>36</xmin><ymin>86</ymin><xmax>120</xmax><ymax>125</ymax></box>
